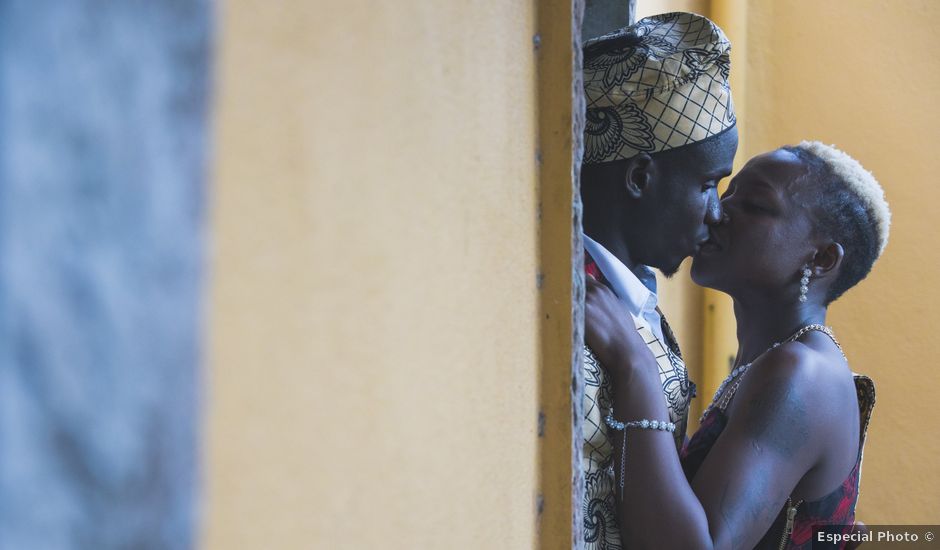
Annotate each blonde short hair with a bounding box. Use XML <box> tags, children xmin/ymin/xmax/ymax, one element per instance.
<box><xmin>786</xmin><ymin>141</ymin><xmax>890</xmax><ymax>303</ymax></box>
<box><xmin>795</xmin><ymin>141</ymin><xmax>891</xmax><ymax>257</ymax></box>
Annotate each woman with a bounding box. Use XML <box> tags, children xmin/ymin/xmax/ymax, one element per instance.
<box><xmin>584</xmin><ymin>141</ymin><xmax>889</xmax><ymax>549</ymax></box>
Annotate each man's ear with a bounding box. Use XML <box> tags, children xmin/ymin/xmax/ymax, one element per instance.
<box><xmin>623</xmin><ymin>153</ymin><xmax>654</xmax><ymax>199</ymax></box>
<box><xmin>812</xmin><ymin>242</ymin><xmax>845</xmax><ymax>278</ymax></box>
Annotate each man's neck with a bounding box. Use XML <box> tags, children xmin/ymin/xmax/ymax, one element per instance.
<box><xmin>583</xmin><ymin>221</ymin><xmax>647</xmax><ymax>280</ymax></box>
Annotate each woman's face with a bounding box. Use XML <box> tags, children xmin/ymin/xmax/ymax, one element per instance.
<box><xmin>691</xmin><ymin>149</ymin><xmax>819</xmax><ymax>299</ymax></box>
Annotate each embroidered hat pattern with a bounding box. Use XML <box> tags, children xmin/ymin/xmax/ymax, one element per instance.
<box><xmin>583</xmin><ymin>12</ymin><xmax>735</xmax><ymax>164</ymax></box>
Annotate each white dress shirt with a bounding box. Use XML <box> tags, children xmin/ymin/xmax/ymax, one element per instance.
<box><xmin>583</xmin><ymin>233</ymin><xmax>665</xmax><ymax>343</ymax></box>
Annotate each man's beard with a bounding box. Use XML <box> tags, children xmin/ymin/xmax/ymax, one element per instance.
<box><xmin>659</xmin><ymin>263</ymin><xmax>681</xmax><ymax>278</ymax></box>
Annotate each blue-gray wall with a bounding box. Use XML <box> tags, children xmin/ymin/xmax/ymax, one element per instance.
<box><xmin>0</xmin><ymin>1</ymin><xmax>211</xmax><ymax>548</ymax></box>
<box><xmin>582</xmin><ymin>0</ymin><xmax>636</xmax><ymax>41</ymax></box>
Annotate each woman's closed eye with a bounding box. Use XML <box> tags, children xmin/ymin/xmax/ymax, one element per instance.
<box><xmin>720</xmin><ymin>194</ymin><xmax>769</xmax><ymax>216</ymax></box>
<box><xmin>742</xmin><ymin>200</ymin><xmax>769</xmax><ymax>213</ymax></box>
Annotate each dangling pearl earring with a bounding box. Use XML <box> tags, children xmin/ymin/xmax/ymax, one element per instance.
<box><xmin>799</xmin><ymin>266</ymin><xmax>811</xmax><ymax>303</ymax></box>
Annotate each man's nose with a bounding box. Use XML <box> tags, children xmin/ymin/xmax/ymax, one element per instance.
<box><xmin>705</xmin><ymin>190</ymin><xmax>723</xmax><ymax>225</ymax></box>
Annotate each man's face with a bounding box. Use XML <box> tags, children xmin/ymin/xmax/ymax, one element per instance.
<box><xmin>638</xmin><ymin>127</ymin><xmax>738</xmax><ymax>275</ymax></box>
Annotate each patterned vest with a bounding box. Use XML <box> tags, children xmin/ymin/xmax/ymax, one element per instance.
<box><xmin>582</xmin><ymin>256</ymin><xmax>694</xmax><ymax>549</ymax></box>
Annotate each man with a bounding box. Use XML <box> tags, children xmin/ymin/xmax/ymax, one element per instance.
<box><xmin>578</xmin><ymin>13</ymin><xmax>737</xmax><ymax>548</ymax></box>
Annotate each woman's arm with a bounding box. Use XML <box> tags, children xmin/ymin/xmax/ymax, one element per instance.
<box><xmin>585</xmin><ymin>279</ymin><xmax>827</xmax><ymax>550</ymax></box>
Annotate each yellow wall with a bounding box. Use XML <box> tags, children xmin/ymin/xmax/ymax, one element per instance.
<box><xmin>636</xmin><ymin>0</ymin><xmax>709</xmax><ymax>20</ymax></box>
<box><xmin>535</xmin><ymin>2</ymin><xmax>580</xmax><ymax>548</ymax></box>
<box><xmin>204</xmin><ymin>2</ymin><xmax>557</xmax><ymax>548</ymax></box>
<box><xmin>744</xmin><ymin>0</ymin><xmax>940</xmax><ymax>523</ymax></box>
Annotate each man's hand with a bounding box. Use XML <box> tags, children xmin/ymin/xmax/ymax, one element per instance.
<box><xmin>583</xmin><ymin>275</ymin><xmax>652</xmax><ymax>382</ymax></box>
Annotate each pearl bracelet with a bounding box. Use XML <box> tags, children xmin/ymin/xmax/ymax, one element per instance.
<box><xmin>604</xmin><ymin>415</ymin><xmax>676</xmax><ymax>432</ymax></box>
<box><xmin>603</xmin><ymin>412</ymin><xmax>676</xmax><ymax>500</ymax></box>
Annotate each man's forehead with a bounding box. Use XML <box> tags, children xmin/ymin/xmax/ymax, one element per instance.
<box><xmin>669</xmin><ymin>129</ymin><xmax>737</xmax><ymax>175</ymax></box>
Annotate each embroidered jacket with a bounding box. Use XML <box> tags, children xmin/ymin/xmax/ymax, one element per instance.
<box><xmin>581</xmin><ymin>255</ymin><xmax>694</xmax><ymax>549</ymax></box>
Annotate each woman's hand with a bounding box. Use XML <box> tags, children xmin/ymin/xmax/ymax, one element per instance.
<box><xmin>584</xmin><ymin>276</ymin><xmax>655</xmax><ymax>383</ymax></box>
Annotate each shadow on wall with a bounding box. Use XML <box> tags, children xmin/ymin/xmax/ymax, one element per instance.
<box><xmin>0</xmin><ymin>2</ymin><xmax>211</xmax><ymax>548</ymax></box>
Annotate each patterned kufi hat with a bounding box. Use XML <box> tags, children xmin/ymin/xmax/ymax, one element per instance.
<box><xmin>583</xmin><ymin>12</ymin><xmax>735</xmax><ymax>164</ymax></box>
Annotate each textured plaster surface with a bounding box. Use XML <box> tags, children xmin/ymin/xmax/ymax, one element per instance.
<box><xmin>0</xmin><ymin>1</ymin><xmax>210</xmax><ymax>548</ymax></box>
<box><xmin>571</xmin><ymin>0</ymin><xmax>587</xmax><ymax>547</ymax></box>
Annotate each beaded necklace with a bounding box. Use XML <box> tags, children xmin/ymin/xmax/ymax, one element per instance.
<box><xmin>699</xmin><ymin>324</ymin><xmax>845</xmax><ymax>423</ymax></box>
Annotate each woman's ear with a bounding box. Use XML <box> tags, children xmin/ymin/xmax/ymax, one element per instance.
<box><xmin>812</xmin><ymin>242</ymin><xmax>845</xmax><ymax>278</ymax></box>
<box><xmin>623</xmin><ymin>153</ymin><xmax>654</xmax><ymax>199</ymax></box>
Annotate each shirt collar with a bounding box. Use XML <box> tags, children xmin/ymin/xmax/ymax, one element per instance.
<box><xmin>583</xmin><ymin>234</ymin><xmax>658</xmax><ymax>317</ymax></box>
